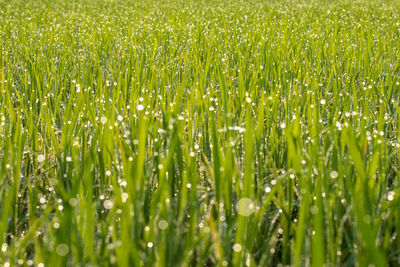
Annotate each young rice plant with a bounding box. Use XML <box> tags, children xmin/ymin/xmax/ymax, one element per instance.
<box><xmin>0</xmin><ymin>0</ymin><xmax>400</xmax><ymax>266</ymax></box>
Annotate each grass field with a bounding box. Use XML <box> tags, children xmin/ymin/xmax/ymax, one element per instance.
<box><xmin>1</xmin><ymin>0</ymin><xmax>400</xmax><ymax>266</ymax></box>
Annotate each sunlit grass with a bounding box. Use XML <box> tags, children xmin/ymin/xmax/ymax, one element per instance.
<box><xmin>1</xmin><ymin>0</ymin><xmax>400</xmax><ymax>266</ymax></box>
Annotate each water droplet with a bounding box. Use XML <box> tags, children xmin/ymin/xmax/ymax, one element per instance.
<box><xmin>56</xmin><ymin>244</ymin><xmax>69</xmax><ymax>256</ymax></box>
<box><xmin>158</xmin><ymin>220</ymin><xmax>168</xmax><ymax>230</ymax></box>
<box><xmin>104</xmin><ymin>200</ymin><xmax>113</xmax><ymax>209</ymax></box>
<box><xmin>330</xmin><ymin>171</ymin><xmax>339</xmax><ymax>179</ymax></box>
<box><xmin>237</xmin><ymin>198</ymin><xmax>254</xmax><ymax>216</ymax></box>
<box><xmin>100</xmin><ymin>116</ymin><xmax>108</xmax><ymax>124</ymax></box>
<box><xmin>233</xmin><ymin>243</ymin><xmax>242</xmax><ymax>252</ymax></box>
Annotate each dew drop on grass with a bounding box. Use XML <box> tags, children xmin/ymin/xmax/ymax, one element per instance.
<box><xmin>104</xmin><ymin>200</ymin><xmax>113</xmax><ymax>209</ymax></box>
<box><xmin>158</xmin><ymin>220</ymin><xmax>168</xmax><ymax>230</ymax></box>
<box><xmin>388</xmin><ymin>191</ymin><xmax>395</xmax><ymax>201</ymax></box>
<box><xmin>69</xmin><ymin>198</ymin><xmax>77</xmax><ymax>206</ymax></box>
<box><xmin>121</xmin><ymin>193</ymin><xmax>128</xmax><ymax>202</ymax></box>
<box><xmin>330</xmin><ymin>171</ymin><xmax>339</xmax><ymax>179</ymax></box>
<box><xmin>237</xmin><ymin>198</ymin><xmax>254</xmax><ymax>216</ymax></box>
<box><xmin>233</xmin><ymin>243</ymin><xmax>242</xmax><ymax>252</ymax></box>
<box><xmin>56</xmin><ymin>243</ymin><xmax>69</xmax><ymax>256</ymax></box>
<box><xmin>310</xmin><ymin>205</ymin><xmax>319</xmax><ymax>214</ymax></box>
<box><xmin>100</xmin><ymin>116</ymin><xmax>108</xmax><ymax>124</ymax></box>
<box><xmin>1</xmin><ymin>243</ymin><xmax>7</xmax><ymax>252</ymax></box>
<box><xmin>37</xmin><ymin>154</ymin><xmax>45</xmax><ymax>163</ymax></box>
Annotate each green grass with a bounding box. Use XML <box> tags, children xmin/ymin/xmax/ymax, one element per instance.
<box><xmin>1</xmin><ymin>0</ymin><xmax>400</xmax><ymax>266</ymax></box>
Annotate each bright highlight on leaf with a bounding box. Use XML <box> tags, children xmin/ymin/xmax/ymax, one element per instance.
<box><xmin>237</xmin><ymin>198</ymin><xmax>255</xmax><ymax>217</ymax></box>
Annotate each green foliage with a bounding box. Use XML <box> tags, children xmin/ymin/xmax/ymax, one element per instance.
<box><xmin>0</xmin><ymin>0</ymin><xmax>400</xmax><ymax>266</ymax></box>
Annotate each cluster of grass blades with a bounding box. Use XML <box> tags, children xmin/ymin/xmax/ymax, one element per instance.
<box><xmin>1</xmin><ymin>0</ymin><xmax>400</xmax><ymax>266</ymax></box>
